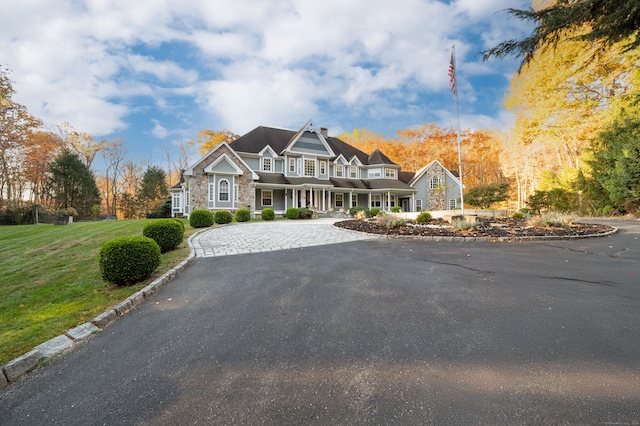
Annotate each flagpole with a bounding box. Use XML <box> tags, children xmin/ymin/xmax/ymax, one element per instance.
<box><xmin>451</xmin><ymin>45</ymin><xmax>465</xmax><ymax>215</ymax></box>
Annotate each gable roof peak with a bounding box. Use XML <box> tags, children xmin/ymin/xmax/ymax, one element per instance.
<box><xmin>368</xmin><ymin>148</ymin><xmax>396</xmax><ymax>165</ymax></box>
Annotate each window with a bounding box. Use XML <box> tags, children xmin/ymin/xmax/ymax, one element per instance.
<box><xmin>218</xmin><ymin>179</ymin><xmax>229</xmax><ymax>201</ymax></box>
<box><xmin>385</xmin><ymin>168</ymin><xmax>396</xmax><ymax>178</ymax></box>
<box><xmin>345</xmin><ymin>166</ymin><xmax>350</xmax><ymax>178</ymax></box>
<box><xmin>335</xmin><ymin>193</ymin><xmax>343</xmax><ymax>208</ymax></box>
<box><xmin>371</xmin><ymin>194</ymin><xmax>382</xmax><ymax>208</ymax></box>
<box><xmin>449</xmin><ymin>199</ymin><xmax>457</xmax><ymax>209</ymax></box>
<box><xmin>351</xmin><ymin>194</ymin><xmax>358</xmax><ymax>207</ymax></box>
<box><xmin>320</xmin><ymin>161</ymin><xmax>326</xmax><ymax>175</ymax></box>
<box><xmin>430</xmin><ymin>176</ymin><xmax>442</xmax><ymax>189</ymax></box>
<box><xmin>262</xmin><ymin>157</ymin><xmax>272</xmax><ymax>172</ymax></box>
<box><xmin>336</xmin><ymin>164</ymin><xmax>343</xmax><ymax>178</ymax></box>
<box><xmin>234</xmin><ymin>184</ymin><xmax>239</xmax><ymax>203</ymax></box>
<box><xmin>172</xmin><ymin>193</ymin><xmax>180</xmax><ymax>209</ymax></box>
<box><xmin>289</xmin><ymin>158</ymin><xmax>296</xmax><ymax>173</ymax></box>
<box><xmin>416</xmin><ymin>199</ymin><xmax>423</xmax><ymax>211</ymax></box>
<box><xmin>208</xmin><ymin>176</ymin><xmax>215</xmax><ymax>208</ymax></box>
<box><xmin>304</xmin><ymin>159</ymin><xmax>316</xmax><ymax>177</ymax></box>
<box><xmin>261</xmin><ymin>190</ymin><xmax>273</xmax><ymax>206</ymax></box>
<box><xmin>350</xmin><ymin>166</ymin><xmax>358</xmax><ymax>178</ymax></box>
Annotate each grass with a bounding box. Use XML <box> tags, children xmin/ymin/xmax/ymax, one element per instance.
<box><xmin>0</xmin><ymin>219</ymin><xmax>198</xmax><ymax>366</ymax></box>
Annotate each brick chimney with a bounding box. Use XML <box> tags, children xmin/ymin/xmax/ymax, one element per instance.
<box><xmin>320</xmin><ymin>127</ymin><xmax>328</xmax><ymax>138</ymax></box>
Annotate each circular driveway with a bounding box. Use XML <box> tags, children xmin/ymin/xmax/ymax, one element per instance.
<box><xmin>190</xmin><ymin>218</ymin><xmax>378</xmax><ymax>257</ymax></box>
<box><xmin>1</xmin><ymin>219</ymin><xmax>639</xmax><ymax>425</ymax></box>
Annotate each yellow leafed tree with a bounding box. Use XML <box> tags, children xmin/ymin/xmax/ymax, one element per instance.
<box><xmin>189</xmin><ymin>130</ymin><xmax>239</xmax><ymax>156</ymax></box>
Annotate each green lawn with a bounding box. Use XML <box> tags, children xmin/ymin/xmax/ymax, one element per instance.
<box><xmin>0</xmin><ymin>219</ymin><xmax>197</xmax><ymax>366</ymax></box>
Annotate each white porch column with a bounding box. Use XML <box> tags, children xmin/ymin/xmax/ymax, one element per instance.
<box><xmin>368</xmin><ymin>193</ymin><xmax>372</xmax><ymax>209</ymax></box>
<box><xmin>328</xmin><ymin>189</ymin><xmax>332</xmax><ymax>210</ymax></box>
<box><xmin>349</xmin><ymin>191</ymin><xmax>353</xmax><ymax>208</ymax></box>
<box><xmin>387</xmin><ymin>191</ymin><xmax>391</xmax><ymax>211</ymax></box>
<box><xmin>284</xmin><ymin>189</ymin><xmax>288</xmax><ymax>211</ymax></box>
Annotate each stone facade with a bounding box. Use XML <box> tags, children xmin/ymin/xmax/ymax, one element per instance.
<box><xmin>425</xmin><ymin>163</ymin><xmax>447</xmax><ymax>211</ymax></box>
<box><xmin>186</xmin><ymin>143</ymin><xmax>255</xmax><ymax>212</ymax></box>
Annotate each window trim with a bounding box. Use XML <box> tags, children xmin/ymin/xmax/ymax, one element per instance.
<box><xmin>449</xmin><ymin>199</ymin><xmax>457</xmax><ymax>210</ymax></box>
<box><xmin>371</xmin><ymin>193</ymin><xmax>382</xmax><ymax>208</ymax></box>
<box><xmin>218</xmin><ymin>179</ymin><xmax>230</xmax><ymax>202</ymax></box>
<box><xmin>304</xmin><ymin>158</ymin><xmax>316</xmax><ymax>177</ymax></box>
<box><xmin>415</xmin><ymin>199</ymin><xmax>423</xmax><ymax>212</ymax></box>
<box><xmin>289</xmin><ymin>158</ymin><xmax>296</xmax><ymax>173</ymax></box>
<box><xmin>335</xmin><ymin>193</ymin><xmax>344</xmax><ymax>208</ymax></box>
<box><xmin>262</xmin><ymin>157</ymin><xmax>273</xmax><ymax>172</ymax></box>
<box><xmin>261</xmin><ymin>189</ymin><xmax>273</xmax><ymax>206</ymax></box>
<box><xmin>335</xmin><ymin>164</ymin><xmax>343</xmax><ymax>178</ymax></box>
<box><xmin>385</xmin><ymin>168</ymin><xmax>396</xmax><ymax>178</ymax></box>
<box><xmin>430</xmin><ymin>176</ymin><xmax>443</xmax><ymax>189</ymax></box>
<box><xmin>319</xmin><ymin>160</ymin><xmax>326</xmax><ymax>175</ymax></box>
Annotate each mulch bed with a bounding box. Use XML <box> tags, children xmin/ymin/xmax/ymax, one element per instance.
<box><xmin>334</xmin><ymin>217</ymin><xmax>615</xmax><ymax>240</ymax></box>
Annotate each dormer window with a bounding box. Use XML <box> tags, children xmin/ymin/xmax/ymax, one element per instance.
<box><xmin>262</xmin><ymin>157</ymin><xmax>273</xmax><ymax>172</ymax></box>
<box><xmin>350</xmin><ymin>166</ymin><xmax>358</xmax><ymax>178</ymax></box>
<box><xmin>320</xmin><ymin>160</ymin><xmax>326</xmax><ymax>175</ymax></box>
<box><xmin>336</xmin><ymin>164</ymin><xmax>344</xmax><ymax>178</ymax></box>
<box><xmin>385</xmin><ymin>168</ymin><xmax>396</xmax><ymax>179</ymax></box>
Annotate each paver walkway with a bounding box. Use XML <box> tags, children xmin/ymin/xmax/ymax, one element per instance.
<box><xmin>190</xmin><ymin>218</ymin><xmax>378</xmax><ymax>257</ymax></box>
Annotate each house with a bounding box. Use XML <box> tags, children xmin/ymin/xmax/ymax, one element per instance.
<box><xmin>169</xmin><ymin>121</ymin><xmax>463</xmax><ymax>217</ymax></box>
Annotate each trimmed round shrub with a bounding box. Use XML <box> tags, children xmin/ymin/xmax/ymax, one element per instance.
<box><xmin>235</xmin><ymin>208</ymin><xmax>251</xmax><ymax>222</ymax></box>
<box><xmin>512</xmin><ymin>211</ymin><xmax>525</xmax><ymax>219</ymax></box>
<box><xmin>261</xmin><ymin>208</ymin><xmax>275</xmax><ymax>221</ymax></box>
<box><xmin>416</xmin><ymin>211</ymin><xmax>433</xmax><ymax>223</ymax></box>
<box><xmin>299</xmin><ymin>208</ymin><xmax>312</xmax><ymax>219</ymax></box>
<box><xmin>190</xmin><ymin>209</ymin><xmax>214</xmax><ymax>228</ymax></box>
<box><xmin>349</xmin><ymin>206</ymin><xmax>368</xmax><ymax>217</ymax></box>
<box><xmin>391</xmin><ymin>206</ymin><xmax>402</xmax><ymax>213</ymax></box>
<box><xmin>143</xmin><ymin>219</ymin><xmax>184</xmax><ymax>253</ymax></box>
<box><xmin>172</xmin><ymin>218</ymin><xmax>186</xmax><ymax>231</ymax></box>
<box><xmin>99</xmin><ymin>236</ymin><xmax>161</xmax><ymax>285</ymax></box>
<box><xmin>286</xmin><ymin>208</ymin><xmax>300</xmax><ymax>219</ymax></box>
<box><xmin>214</xmin><ymin>210</ymin><xmax>233</xmax><ymax>224</ymax></box>
<box><xmin>370</xmin><ymin>207</ymin><xmax>380</xmax><ymax>217</ymax></box>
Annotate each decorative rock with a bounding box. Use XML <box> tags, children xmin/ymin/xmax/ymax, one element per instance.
<box><xmin>34</xmin><ymin>335</ymin><xmax>73</xmax><ymax>358</ymax></box>
<box><xmin>92</xmin><ymin>309</ymin><xmax>117</xmax><ymax>328</ymax></box>
<box><xmin>66</xmin><ymin>322</ymin><xmax>100</xmax><ymax>341</ymax></box>
<box><xmin>3</xmin><ymin>350</ymin><xmax>44</xmax><ymax>382</ymax></box>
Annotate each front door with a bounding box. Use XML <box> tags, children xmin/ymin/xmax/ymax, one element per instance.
<box><xmin>401</xmin><ymin>198</ymin><xmax>410</xmax><ymax>212</ymax></box>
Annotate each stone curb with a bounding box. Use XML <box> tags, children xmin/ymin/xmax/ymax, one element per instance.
<box><xmin>0</xmin><ymin>229</ymin><xmax>205</xmax><ymax>389</ymax></box>
<box><xmin>334</xmin><ymin>224</ymin><xmax>619</xmax><ymax>242</ymax></box>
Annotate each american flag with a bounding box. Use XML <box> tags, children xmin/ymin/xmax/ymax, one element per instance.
<box><xmin>448</xmin><ymin>50</ymin><xmax>456</xmax><ymax>96</ymax></box>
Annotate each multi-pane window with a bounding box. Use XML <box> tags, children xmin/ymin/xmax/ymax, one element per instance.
<box><xmin>371</xmin><ymin>194</ymin><xmax>382</xmax><ymax>208</ymax></box>
<box><xmin>218</xmin><ymin>179</ymin><xmax>229</xmax><ymax>201</ymax></box>
<box><xmin>262</xmin><ymin>190</ymin><xmax>273</xmax><ymax>206</ymax></box>
<box><xmin>320</xmin><ymin>161</ymin><xmax>326</xmax><ymax>175</ymax></box>
<box><xmin>385</xmin><ymin>168</ymin><xmax>396</xmax><ymax>178</ymax></box>
<box><xmin>416</xmin><ymin>199</ymin><xmax>423</xmax><ymax>211</ymax></box>
<box><xmin>289</xmin><ymin>158</ymin><xmax>296</xmax><ymax>173</ymax></box>
<box><xmin>336</xmin><ymin>165</ymin><xmax>343</xmax><ymax>178</ymax></box>
<box><xmin>350</xmin><ymin>166</ymin><xmax>358</xmax><ymax>178</ymax></box>
<box><xmin>304</xmin><ymin>159</ymin><xmax>316</xmax><ymax>177</ymax></box>
<box><xmin>234</xmin><ymin>184</ymin><xmax>239</xmax><ymax>203</ymax></box>
<box><xmin>430</xmin><ymin>176</ymin><xmax>442</xmax><ymax>189</ymax></box>
<box><xmin>351</xmin><ymin>194</ymin><xmax>358</xmax><ymax>207</ymax></box>
<box><xmin>262</xmin><ymin>157</ymin><xmax>272</xmax><ymax>172</ymax></box>
<box><xmin>449</xmin><ymin>199</ymin><xmax>457</xmax><ymax>209</ymax></box>
<box><xmin>335</xmin><ymin>193</ymin><xmax>343</xmax><ymax>208</ymax></box>
<box><xmin>172</xmin><ymin>193</ymin><xmax>180</xmax><ymax>209</ymax></box>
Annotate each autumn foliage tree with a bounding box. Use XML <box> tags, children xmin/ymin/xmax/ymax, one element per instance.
<box><xmin>189</xmin><ymin>129</ymin><xmax>239</xmax><ymax>156</ymax></box>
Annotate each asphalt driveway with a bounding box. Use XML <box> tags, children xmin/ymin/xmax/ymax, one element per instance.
<box><xmin>1</xmin><ymin>219</ymin><xmax>639</xmax><ymax>425</ymax></box>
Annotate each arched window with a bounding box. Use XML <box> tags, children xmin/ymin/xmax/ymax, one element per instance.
<box><xmin>430</xmin><ymin>176</ymin><xmax>442</xmax><ymax>189</ymax></box>
<box><xmin>218</xmin><ymin>179</ymin><xmax>230</xmax><ymax>202</ymax></box>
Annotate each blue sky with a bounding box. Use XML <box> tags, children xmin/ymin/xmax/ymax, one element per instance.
<box><xmin>2</xmin><ymin>0</ymin><xmax>532</xmax><ymax>166</ymax></box>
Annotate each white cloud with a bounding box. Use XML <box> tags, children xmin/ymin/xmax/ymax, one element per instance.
<box><xmin>151</xmin><ymin>119</ymin><xmax>170</xmax><ymax>139</ymax></box>
<box><xmin>1</xmin><ymin>0</ymin><xmax>533</xmax><ymax>149</ymax></box>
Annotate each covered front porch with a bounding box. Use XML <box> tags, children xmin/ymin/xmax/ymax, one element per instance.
<box><xmin>254</xmin><ymin>184</ymin><xmax>417</xmax><ymax>216</ymax></box>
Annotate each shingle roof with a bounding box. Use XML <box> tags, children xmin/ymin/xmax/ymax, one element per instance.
<box><xmin>229</xmin><ymin>125</ymin><xmax>397</xmax><ymax>166</ymax></box>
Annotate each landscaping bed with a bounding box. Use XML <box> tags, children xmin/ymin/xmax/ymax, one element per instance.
<box><xmin>335</xmin><ymin>217</ymin><xmax>615</xmax><ymax>239</ymax></box>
